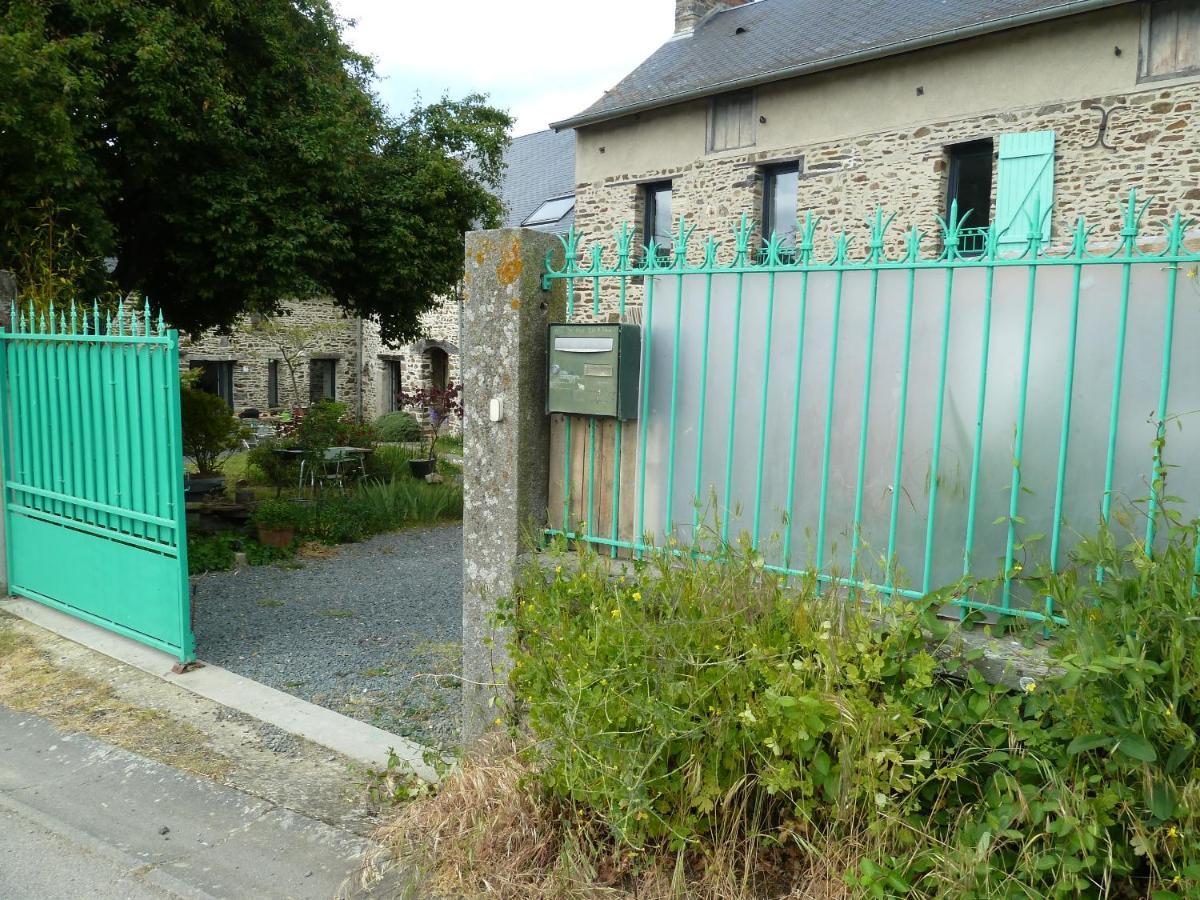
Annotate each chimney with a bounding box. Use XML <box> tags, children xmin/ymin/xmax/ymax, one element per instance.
<box><xmin>674</xmin><ymin>0</ymin><xmax>748</xmax><ymax>35</ymax></box>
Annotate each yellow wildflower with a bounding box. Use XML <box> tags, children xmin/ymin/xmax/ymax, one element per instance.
<box><xmin>1168</xmin><ymin>825</ymin><xmax>1180</xmax><ymax>839</ymax></box>
<box><xmin>632</xmin><ymin>591</ymin><xmax>642</xmax><ymax>602</ymax></box>
<box><xmin>611</xmin><ymin>608</ymin><xmax>622</xmax><ymax>619</ymax></box>
<box><xmin>494</xmin><ymin>718</ymin><xmax>503</xmax><ymax>727</ymax></box>
<box><xmin>1023</xmin><ymin>681</ymin><xmax>1037</xmax><ymax>693</ymax></box>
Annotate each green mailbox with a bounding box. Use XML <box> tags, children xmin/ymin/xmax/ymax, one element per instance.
<box><xmin>547</xmin><ymin>323</ymin><xmax>641</xmax><ymax>419</ymax></box>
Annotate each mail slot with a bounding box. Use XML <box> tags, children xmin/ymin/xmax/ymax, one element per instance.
<box><xmin>547</xmin><ymin>323</ymin><xmax>640</xmax><ymax>419</ymax></box>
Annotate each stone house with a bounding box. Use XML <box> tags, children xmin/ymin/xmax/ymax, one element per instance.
<box><xmin>551</xmin><ymin>0</ymin><xmax>1200</xmax><ymax>315</ymax></box>
<box><xmin>180</xmin><ymin>128</ymin><xmax>577</xmax><ymax>423</ymax></box>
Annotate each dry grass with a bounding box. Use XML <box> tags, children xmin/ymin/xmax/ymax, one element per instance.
<box><xmin>355</xmin><ymin>738</ymin><xmax>863</xmax><ymax>900</ymax></box>
<box><xmin>298</xmin><ymin>540</ymin><xmax>340</xmax><ymax>560</ymax></box>
<box><xmin>0</xmin><ymin>617</ymin><xmax>232</xmax><ymax>779</ymax></box>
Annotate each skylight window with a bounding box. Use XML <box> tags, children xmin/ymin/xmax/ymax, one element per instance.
<box><xmin>522</xmin><ymin>196</ymin><xmax>575</xmax><ymax>226</ymax></box>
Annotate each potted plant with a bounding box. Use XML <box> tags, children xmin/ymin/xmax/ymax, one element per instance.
<box><xmin>181</xmin><ymin>384</ymin><xmax>250</xmax><ymax>498</ymax></box>
<box><xmin>397</xmin><ymin>383</ymin><xmax>463</xmax><ymax>479</ymax></box>
<box><xmin>252</xmin><ymin>498</ymin><xmax>301</xmax><ymax>548</ymax></box>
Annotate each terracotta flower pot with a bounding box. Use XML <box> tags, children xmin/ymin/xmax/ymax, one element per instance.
<box><xmin>256</xmin><ymin>524</ymin><xmax>296</xmax><ymax>549</ymax></box>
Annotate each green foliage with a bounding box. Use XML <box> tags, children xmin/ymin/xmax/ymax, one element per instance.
<box><xmin>246</xmin><ymin>439</ymin><xmax>299</xmax><ymax>490</ymax></box>
<box><xmin>0</xmin><ymin>1</ymin><xmax>510</xmax><ymax>340</ymax></box>
<box><xmin>368</xmin><ymin>444</ymin><xmax>421</xmax><ymax>481</ymax></box>
<box><xmin>375</xmin><ymin>411</ymin><xmax>423</xmax><ymax>443</ymax></box>
<box><xmin>180</xmin><ymin>387</ymin><xmax>246</xmax><ymax>475</ymax></box>
<box><xmin>356</xmin><ymin>476</ymin><xmax>463</xmax><ymax>525</ymax></box>
<box><xmin>294</xmin><ymin>400</ymin><xmax>374</xmax><ymax>452</ymax></box>
<box><xmin>248</xmin><ymin>478</ymin><xmax>461</xmax><ymax>546</ymax></box>
<box><xmin>505</xmin><ymin>526</ymin><xmax>1200</xmax><ymax>898</ymax></box>
<box><xmin>187</xmin><ymin>533</ymin><xmax>236</xmax><ymax>574</ymax></box>
<box><xmin>244</xmin><ymin>539</ymin><xmax>295</xmax><ymax>566</ymax></box>
<box><xmin>250</xmin><ymin>498</ymin><xmax>302</xmax><ymax>532</ymax></box>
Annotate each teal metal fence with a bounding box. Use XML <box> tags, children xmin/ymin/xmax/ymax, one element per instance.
<box><xmin>0</xmin><ymin>300</ymin><xmax>193</xmax><ymax>662</ymax></box>
<box><xmin>542</xmin><ymin>192</ymin><xmax>1200</xmax><ymax>624</ymax></box>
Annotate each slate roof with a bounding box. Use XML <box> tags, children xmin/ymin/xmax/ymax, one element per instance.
<box><xmin>552</xmin><ymin>0</ymin><xmax>1131</xmax><ymax>129</ymax></box>
<box><xmin>498</xmin><ymin>128</ymin><xmax>577</xmax><ymax>233</ymax></box>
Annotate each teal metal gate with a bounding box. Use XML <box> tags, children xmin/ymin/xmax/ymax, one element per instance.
<box><xmin>0</xmin><ymin>301</ymin><xmax>194</xmax><ymax>663</ymax></box>
<box><xmin>543</xmin><ymin>192</ymin><xmax>1200</xmax><ymax>626</ymax></box>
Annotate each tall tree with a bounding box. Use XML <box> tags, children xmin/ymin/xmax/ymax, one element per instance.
<box><xmin>0</xmin><ymin>0</ymin><xmax>510</xmax><ymax>341</ymax></box>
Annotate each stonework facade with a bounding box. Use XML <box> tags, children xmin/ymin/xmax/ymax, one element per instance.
<box><xmin>179</xmin><ymin>299</ymin><xmax>378</xmax><ymax>416</ymax></box>
<box><xmin>567</xmin><ymin>5</ymin><xmax>1200</xmax><ymax>318</ymax></box>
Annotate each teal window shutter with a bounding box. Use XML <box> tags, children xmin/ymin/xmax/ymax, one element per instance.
<box><xmin>994</xmin><ymin>131</ymin><xmax>1055</xmax><ymax>253</ymax></box>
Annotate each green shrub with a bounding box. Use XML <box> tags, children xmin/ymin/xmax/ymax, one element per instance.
<box><xmin>246</xmin><ymin>438</ymin><xmax>300</xmax><ymax>490</ymax></box>
<box><xmin>369</xmin><ymin>444</ymin><xmax>419</xmax><ymax>481</ymax></box>
<box><xmin>296</xmin><ymin>400</ymin><xmax>375</xmax><ymax>451</ymax></box>
<box><xmin>375</xmin><ymin>410</ymin><xmax>423</xmax><ymax>442</ymax></box>
<box><xmin>181</xmin><ymin>387</ymin><xmax>247</xmax><ymax>475</ymax></box>
<box><xmin>503</xmin><ymin>524</ymin><xmax>1200</xmax><ymax>898</ymax></box>
<box><xmin>251</xmin><ymin>497</ymin><xmax>309</xmax><ymax>531</ymax></box>
<box><xmin>244</xmin><ymin>539</ymin><xmax>296</xmax><ymax>566</ymax></box>
<box><xmin>357</xmin><ymin>477</ymin><xmax>462</xmax><ymax>527</ymax></box>
<box><xmin>187</xmin><ymin>533</ymin><xmax>236</xmax><ymax>573</ymax></box>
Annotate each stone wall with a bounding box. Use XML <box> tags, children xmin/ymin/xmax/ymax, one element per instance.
<box><xmin>382</xmin><ymin>294</ymin><xmax>464</xmax><ymax>434</ymax></box>
<box><xmin>180</xmin><ymin>294</ymin><xmax>465</xmax><ymax>431</ymax></box>
<box><xmin>572</xmin><ymin>81</ymin><xmax>1200</xmax><ymax>317</ymax></box>
<box><xmin>179</xmin><ymin>299</ymin><xmax>364</xmax><ymax>415</ymax></box>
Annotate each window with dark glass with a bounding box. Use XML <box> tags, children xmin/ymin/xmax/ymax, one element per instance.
<box><xmin>387</xmin><ymin>359</ymin><xmax>403</xmax><ymax>411</ymax></box>
<box><xmin>642</xmin><ymin>182</ymin><xmax>673</xmax><ymax>263</ymax></box>
<box><xmin>428</xmin><ymin>348</ymin><xmax>449</xmax><ymax>392</ymax></box>
<box><xmin>190</xmin><ymin>361</ymin><xmax>234</xmax><ymax>408</ymax></box>
<box><xmin>1141</xmin><ymin>0</ymin><xmax>1200</xmax><ymax>81</ymax></box>
<box><xmin>761</xmin><ymin>162</ymin><xmax>800</xmax><ymax>255</ymax></box>
<box><xmin>267</xmin><ymin>360</ymin><xmax>279</xmax><ymax>408</ymax></box>
<box><xmin>309</xmin><ymin>358</ymin><xmax>336</xmax><ymax>403</ymax></box>
<box><xmin>945</xmin><ymin>139</ymin><xmax>993</xmax><ymax>256</ymax></box>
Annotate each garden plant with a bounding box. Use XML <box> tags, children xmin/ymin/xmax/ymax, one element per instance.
<box><xmin>377</xmin><ymin>513</ymin><xmax>1200</xmax><ymax>899</ymax></box>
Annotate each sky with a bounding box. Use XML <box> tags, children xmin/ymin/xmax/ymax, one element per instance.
<box><xmin>331</xmin><ymin>0</ymin><xmax>672</xmax><ymax>136</ymax></box>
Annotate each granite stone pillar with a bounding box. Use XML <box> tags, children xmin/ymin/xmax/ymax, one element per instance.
<box><xmin>460</xmin><ymin>228</ymin><xmax>565</xmax><ymax>744</ymax></box>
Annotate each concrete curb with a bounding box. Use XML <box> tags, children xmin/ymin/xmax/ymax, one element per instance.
<box><xmin>1</xmin><ymin>597</ymin><xmax>438</xmax><ymax>780</ymax></box>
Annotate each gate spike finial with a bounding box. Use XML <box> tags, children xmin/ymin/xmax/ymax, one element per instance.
<box><xmin>69</xmin><ymin>300</ymin><xmax>78</xmax><ymax>335</ymax></box>
<box><xmin>144</xmin><ymin>298</ymin><xmax>152</xmax><ymax>337</ymax></box>
<box><xmin>157</xmin><ymin>309</ymin><xmax>166</xmax><ymax>336</ymax></box>
<box><xmin>116</xmin><ymin>297</ymin><xmax>125</xmax><ymax>336</ymax></box>
<box><xmin>9</xmin><ymin>302</ymin><xmax>15</xmax><ymax>334</ymax></box>
<box><xmin>93</xmin><ymin>300</ymin><xmax>101</xmax><ymax>336</ymax></box>
<box><xmin>48</xmin><ymin>300</ymin><xmax>56</xmax><ymax>334</ymax></box>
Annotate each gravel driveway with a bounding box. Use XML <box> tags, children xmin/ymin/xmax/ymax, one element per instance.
<box><xmin>191</xmin><ymin>525</ymin><xmax>462</xmax><ymax>751</ymax></box>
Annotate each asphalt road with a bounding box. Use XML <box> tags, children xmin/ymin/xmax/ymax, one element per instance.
<box><xmin>0</xmin><ymin>707</ymin><xmax>368</xmax><ymax>899</ymax></box>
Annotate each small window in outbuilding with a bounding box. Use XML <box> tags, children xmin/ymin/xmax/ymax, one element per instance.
<box><xmin>1141</xmin><ymin>0</ymin><xmax>1200</xmax><ymax>80</ymax></box>
<box><xmin>945</xmin><ymin>139</ymin><xmax>993</xmax><ymax>256</ymax></box>
<box><xmin>642</xmin><ymin>181</ymin><xmax>674</xmax><ymax>263</ymax></box>
<box><xmin>267</xmin><ymin>359</ymin><xmax>280</xmax><ymax>408</ymax></box>
<box><xmin>761</xmin><ymin>162</ymin><xmax>801</xmax><ymax>256</ymax></box>
<box><xmin>707</xmin><ymin>91</ymin><xmax>755</xmax><ymax>153</ymax></box>
<box><xmin>309</xmin><ymin>358</ymin><xmax>337</xmax><ymax>403</ymax></box>
<box><xmin>522</xmin><ymin>195</ymin><xmax>575</xmax><ymax>228</ymax></box>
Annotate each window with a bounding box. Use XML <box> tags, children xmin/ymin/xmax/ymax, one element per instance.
<box><xmin>428</xmin><ymin>348</ymin><xmax>449</xmax><ymax>392</ymax></box>
<box><xmin>1141</xmin><ymin>0</ymin><xmax>1200</xmax><ymax>81</ymax></box>
<box><xmin>707</xmin><ymin>91</ymin><xmax>755</xmax><ymax>152</ymax></box>
<box><xmin>642</xmin><ymin>181</ymin><xmax>673</xmax><ymax>263</ymax></box>
<box><xmin>522</xmin><ymin>195</ymin><xmax>576</xmax><ymax>228</ymax></box>
<box><xmin>190</xmin><ymin>361</ymin><xmax>234</xmax><ymax>408</ymax></box>
<box><xmin>994</xmin><ymin>131</ymin><xmax>1055</xmax><ymax>254</ymax></box>
<box><xmin>945</xmin><ymin>139</ymin><xmax>993</xmax><ymax>256</ymax></box>
<box><xmin>761</xmin><ymin>162</ymin><xmax>801</xmax><ymax>254</ymax></box>
<box><xmin>309</xmin><ymin>358</ymin><xmax>336</xmax><ymax>403</ymax></box>
<box><xmin>267</xmin><ymin>360</ymin><xmax>280</xmax><ymax>408</ymax></box>
<box><xmin>387</xmin><ymin>360</ymin><xmax>403</xmax><ymax>411</ymax></box>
